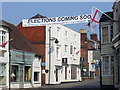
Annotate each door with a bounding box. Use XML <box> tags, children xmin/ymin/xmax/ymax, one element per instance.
<box><xmin>56</xmin><ymin>68</ymin><xmax>58</xmax><ymax>82</ymax></box>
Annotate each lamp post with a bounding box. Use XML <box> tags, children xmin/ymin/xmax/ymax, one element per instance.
<box><xmin>8</xmin><ymin>29</ymin><xmax>11</xmax><ymax>90</ymax></box>
<box><xmin>48</xmin><ymin>27</ymin><xmax>59</xmax><ymax>84</ymax></box>
<box><xmin>48</xmin><ymin>27</ymin><xmax>51</xmax><ymax>84</ymax></box>
<box><xmin>80</xmin><ymin>57</ymin><xmax>84</xmax><ymax>78</ymax></box>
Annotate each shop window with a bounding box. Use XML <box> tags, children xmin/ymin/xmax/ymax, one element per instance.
<box><xmin>0</xmin><ymin>64</ymin><xmax>6</xmax><ymax>85</ymax></box>
<box><xmin>71</xmin><ymin>67</ymin><xmax>77</xmax><ymax>79</ymax></box>
<box><xmin>34</xmin><ymin>72</ymin><xmax>39</xmax><ymax>81</ymax></box>
<box><xmin>11</xmin><ymin>65</ymin><xmax>19</xmax><ymax>82</ymax></box>
<box><xmin>24</xmin><ymin>66</ymin><xmax>32</xmax><ymax>82</ymax></box>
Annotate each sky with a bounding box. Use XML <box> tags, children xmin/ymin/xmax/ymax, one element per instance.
<box><xmin>1</xmin><ymin>2</ymin><xmax>114</xmax><ymax>39</ymax></box>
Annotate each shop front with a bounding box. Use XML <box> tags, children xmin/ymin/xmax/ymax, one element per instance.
<box><xmin>10</xmin><ymin>49</ymin><xmax>35</xmax><ymax>88</ymax></box>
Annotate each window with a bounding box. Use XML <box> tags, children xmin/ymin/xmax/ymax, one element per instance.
<box><xmin>111</xmin><ymin>56</ymin><xmax>114</xmax><ymax>75</ymax></box>
<box><xmin>80</xmin><ymin>57</ymin><xmax>84</xmax><ymax>62</ymax></box>
<box><xmin>70</xmin><ymin>45</ymin><xmax>73</xmax><ymax>54</ymax></box>
<box><xmin>102</xmin><ymin>56</ymin><xmax>109</xmax><ymax>75</ymax></box>
<box><xmin>62</xmin><ymin>58</ymin><xmax>67</xmax><ymax>63</ymax></box>
<box><xmin>57</xmin><ymin>27</ymin><xmax>60</xmax><ymax>41</ymax></box>
<box><xmin>118</xmin><ymin>16</ymin><xmax>120</xmax><ymax>32</ymax></box>
<box><xmin>65</xmin><ymin>31</ymin><xmax>68</xmax><ymax>39</ymax></box>
<box><xmin>34</xmin><ymin>72</ymin><xmax>39</xmax><ymax>81</ymax></box>
<box><xmin>0</xmin><ymin>51</ymin><xmax>6</xmax><ymax>57</ymax></box>
<box><xmin>74</xmin><ymin>47</ymin><xmax>76</xmax><ymax>54</ymax></box>
<box><xmin>56</xmin><ymin>47</ymin><xmax>60</xmax><ymax>59</ymax></box>
<box><xmin>24</xmin><ymin>66</ymin><xmax>32</xmax><ymax>82</ymax></box>
<box><xmin>74</xmin><ymin>34</ymin><xmax>76</xmax><ymax>42</ymax></box>
<box><xmin>110</xmin><ymin>26</ymin><xmax>113</xmax><ymax>42</ymax></box>
<box><xmin>102</xmin><ymin>26</ymin><xmax>109</xmax><ymax>43</ymax></box>
<box><xmin>11</xmin><ymin>65</ymin><xmax>19</xmax><ymax>82</ymax></box>
<box><xmin>65</xmin><ymin>45</ymin><xmax>68</xmax><ymax>52</ymax></box>
<box><xmin>73</xmin><ymin>47</ymin><xmax>77</xmax><ymax>60</ymax></box>
<box><xmin>0</xmin><ymin>31</ymin><xmax>6</xmax><ymax>48</ymax></box>
<box><xmin>0</xmin><ymin>64</ymin><xmax>6</xmax><ymax>85</ymax></box>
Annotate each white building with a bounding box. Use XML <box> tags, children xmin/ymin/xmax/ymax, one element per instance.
<box><xmin>1</xmin><ymin>20</ymin><xmax>42</xmax><ymax>88</ymax></box>
<box><xmin>45</xmin><ymin>25</ymin><xmax>81</xmax><ymax>84</ymax></box>
<box><xmin>32</xmin><ymin>56</ymin><xmax>41</xmax><ymax>87</ymax></box>
<box><xmin>61</xmin><ymin>26</ymin><xmax>81</xmax><ymax>82</ymax></box>
<box><xmin>0</xmin><ymin>20</ymin><xmax>10</xmax><ymax>89</ymax></box>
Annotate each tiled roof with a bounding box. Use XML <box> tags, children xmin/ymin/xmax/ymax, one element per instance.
<box><xmin>30</xmin><ymin>14</ymin><xmax>46</xmax><ymax>19</ymax></box>
<box><xmin>100</xmin><ymin>11</ymin><xmax>113</xmax><ymax>22</ymax></box>
<box><xmin>87</xmin><ymin>40</ymin><xmax>95</xmax><ymax>50</ymax></box>
<box><xmin>2</xmin><ymin>20</ymin><xmax>41</xmax><ymax>56</ymax></box>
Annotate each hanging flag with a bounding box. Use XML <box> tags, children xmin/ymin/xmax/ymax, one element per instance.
<box><xmin>0</xmin><ymin>41</ymin><xmax>8</xmax><ymax>47</ymax></box>
<box><xmin>76</xmin><ymin>50</ymin><xmax>81</xmax><ymax>55</ymax></box>
<box><xmin>89</xmin><ymin>6</ymin><xmax>103</xmax><ymax>31</ymax></box>
<box><xmin>0</xmin><ymin>38</ymin><xmax>13</xmax><ymax>47</ymax></box>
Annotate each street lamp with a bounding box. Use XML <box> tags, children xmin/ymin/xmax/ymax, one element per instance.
<box><xmin>48</xmin><ymin>27</ymin><xmax>59</xmax><ymax>84</ymax></box>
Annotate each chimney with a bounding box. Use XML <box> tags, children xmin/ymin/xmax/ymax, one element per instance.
<box><xmin>80</xmin><ymin>29</ymin><xmax>87</xmax><ymax>33</ymax></box>
<box><xmin>80</xmin><ymin>29</ymin><xmax>87</xmax><ymax>45</ymax></box>
<box><xmin>90</xmin><ymin>34</ymin><xmax>98</xmax><ymax>42</ymax></box>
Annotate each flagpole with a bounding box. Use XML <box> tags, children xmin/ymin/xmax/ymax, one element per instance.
<box><xmin>91</xmin><ymin>6</ymin><xmax>114</xmax><ymax>21</ymax></box>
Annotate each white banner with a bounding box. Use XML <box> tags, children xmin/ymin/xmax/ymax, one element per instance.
<box><xmin>22</xmin><ymin>14</ymin><xmax>91</xmax><ymax>27</ymax></box>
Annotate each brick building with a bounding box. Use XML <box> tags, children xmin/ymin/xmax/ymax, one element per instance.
<box><xmin>80</xmin><ymin>29</ymin><xmax>88</xmax><ymax>78</ymax></box>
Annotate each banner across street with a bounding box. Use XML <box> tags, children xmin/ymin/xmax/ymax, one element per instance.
<box><xmin>22</xmin><ymin>14</ymin><xmax>91</xmax><ymax>27</ymax></box>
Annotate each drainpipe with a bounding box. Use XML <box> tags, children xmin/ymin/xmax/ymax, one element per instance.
<box><xmin>99</xmin><ymin>23</ymin><xmax>102</xmax><ymax>86</ymax></box>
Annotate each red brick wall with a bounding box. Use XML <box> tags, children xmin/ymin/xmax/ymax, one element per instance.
<box><xmin>81</xmin><ymin>33</ymin><xmax>88</xmax><ymax>71</ymax></box>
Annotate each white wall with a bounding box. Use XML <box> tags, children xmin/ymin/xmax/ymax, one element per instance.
<box><xmin>61</xmin><ymin>25</ymin><xmax>80</xmax><ymax>65</ymax></box>
<box><xmin>32</xmin><ymin>56</ymin><xmax>41</xmax><ymax>87</ymax></box>
<box><xmin>45</xmin><ymin>25</ymin><xmax>81</xmax><ymax>84</ymax></box>
<box><xmin>0</xmin><ymin>27</ymin><xmax>9</xmax><ymax>88</ymax></box>
<box><xmin>88</xmin><ymin>50</ymin><xmax>96</xmax><ymax>77</ymax></box>
<box><xmin>88</xmin><ymin>51</ymin><xmax>94</xmax><ymax>71</ymax></box>
<box><xmin>45</xmin><ymin>25</ymin><xmax>62</xmax><ymax>84</ymax></box>
<box><xmin>61</xmin><ymin>25</ymin><xmax>81</xmax><ymax>82</ymax></box>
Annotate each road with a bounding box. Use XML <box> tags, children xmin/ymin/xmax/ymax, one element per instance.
<box><xmin>13</xmin><ymin>77</ymin><xmax>118</xmax><ymax>90</ymax></box>
<box><xmin>38</xmin><ymin>77</ymin><xmax>100</xmax><ymax>88</ymax></box>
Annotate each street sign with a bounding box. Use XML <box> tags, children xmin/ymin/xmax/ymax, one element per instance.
<box><xmin>41</xmin><ymin>62</ymin><xmax>46</xmax><ymax>66</ymax></box>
